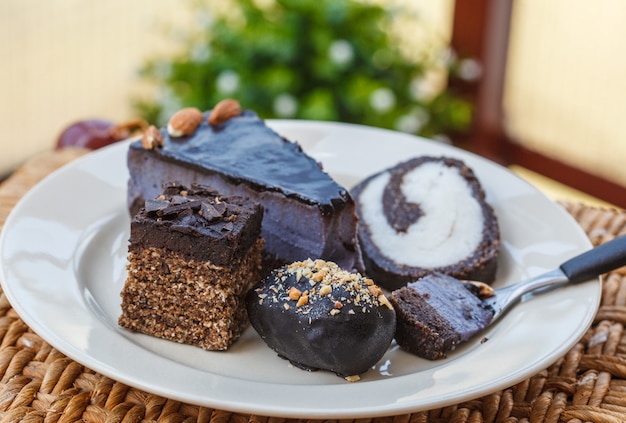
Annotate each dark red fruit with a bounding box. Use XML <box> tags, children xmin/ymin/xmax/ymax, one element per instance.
<box><xmin>55</xmin><ymin>119</ymin><xmax>147</xmax><ymax>150</ymax></box>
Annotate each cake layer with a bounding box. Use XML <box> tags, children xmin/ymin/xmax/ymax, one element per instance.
<box><xmin>127</xmin><ymin>109</ymin><xmax>362</xmax><ymax>272</ymax></box>
<box><xmin>120</xmin><ymin>241</ymin><xmax>263</xmax><ymax>350</ymax></box>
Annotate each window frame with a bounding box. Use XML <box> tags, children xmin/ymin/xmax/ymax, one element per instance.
<box><xmin>450</xmin><ymin>0</ymin><xmax>626</xmax><ymax>208</ymax></box>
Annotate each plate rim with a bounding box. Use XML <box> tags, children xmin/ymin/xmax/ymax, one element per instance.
<box><xmin>0</xmin><ymin>120</ymin><xmax>600</xmax><ymax>419</ymax></box>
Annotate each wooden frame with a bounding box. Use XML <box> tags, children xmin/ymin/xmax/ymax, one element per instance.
<box><xmin>450</xmin><ymin>0</ymin><xmax>626</xmax><ymax>209</ymax></box>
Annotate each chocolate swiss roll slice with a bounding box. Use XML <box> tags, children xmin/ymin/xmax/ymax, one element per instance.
<box><xmin>351</xmin><ymin>156</ymin><xmax>500</xmax><ymax>291</ymax></box>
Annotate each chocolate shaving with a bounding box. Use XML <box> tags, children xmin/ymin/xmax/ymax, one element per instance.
<box><xmin>145</xmin><ymin>198</ymin><xmax>170</xmax><ymax>213</ymax></box>
<box><xmin>170</xmin><ymin>195</ymin><xmax>190</xmax><ymax>205</ymax></box>
<box><xmin>158</xmin><ymin>200</ymin><xmax>201</xmax><ymax>217</ymax></box>
<box><xmin>139</xmin><ymin>183</ymin><xmax>262</xmax><ymax>238</ymax></box>
<box><xmin>200</xmin><ymin>202</ymin><xmax>227</xmax><ymax>222</ymax></box>
<box><xmin>213</xmin><ymin>201</ymin><xmax>227</xmax><ymax>215</ymax></box>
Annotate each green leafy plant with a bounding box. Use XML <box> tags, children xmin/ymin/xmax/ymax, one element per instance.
<box><xmin>135</xmin><ymin>0</ymin><xmax>471</xmax><ymax>139</ymax></box>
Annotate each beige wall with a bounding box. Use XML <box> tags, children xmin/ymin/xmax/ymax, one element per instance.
<box><xmin>0</xmin><ymin>0</ymin><xmax>453</xmax><ymax>176</ymax></box>
<box><xmin>0</xmin><ymin>1</ymin><xmax>192</xmax><ymax>174</ymax></box>
<box><xmin>504</xmin><ymin>0</ymin><xmax>626</xmax><ymax>187</ymax></box>
<box><xmin>8</xmin><ymin>1</ymin><xmax>624</xmax><ymax>192</ymax></box>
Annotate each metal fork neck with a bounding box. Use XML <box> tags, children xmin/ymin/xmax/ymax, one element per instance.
<box><xmin>485</xmin><ymin>268</ymin><xmax>570</xmax><ymax>321</ymax></box>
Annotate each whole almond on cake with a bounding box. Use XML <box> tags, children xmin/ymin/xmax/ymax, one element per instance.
<box><xmin>167</xmin><ymin>107</ymin><xmax>203</xmax><ymax>137</ymax></box>
<box><xmin>208</xmin><ymin>99</ymin><xmax>242</xmax><ymax>126</ymax></box>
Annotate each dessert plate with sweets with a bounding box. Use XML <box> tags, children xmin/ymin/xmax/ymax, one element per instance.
<box><xmin>0</xmin><ymin>118</ymin><xmax>600</xmax><ymax>419</ymax></box>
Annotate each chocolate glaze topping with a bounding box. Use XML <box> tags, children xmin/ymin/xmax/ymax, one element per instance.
<box><xmin>129</xmin><ymin>182</ymin><xmax>263</xmax><ymax>266</ymax></box>
<box><xmin>129</xmin><ymin>110</ymin><xmax>349</xmax><ymax>207</ymax></box>
<box><xmin>246</xmin><ymin>259</ymin><xmax>396</xmax><ymax>379</ymax></box>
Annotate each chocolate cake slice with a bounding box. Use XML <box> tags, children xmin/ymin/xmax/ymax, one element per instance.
<box><xmin>127</xmin><ymin>100</ymin><xmax>363</xmax><ymax>272</ymax></box>
<box><xmin>351</xmin><ymin>156</ymin><xmax>500</xmax><ymax>290</ymax></box>
<box><xmin>390</xmin><ymin>273</ymin><xmax>494</xmax><ymax>360</ymax></box>
<box><xmin>118</xmin><ymin>182</ymin><xmax>264</xmax><ymax>351</ymax></box>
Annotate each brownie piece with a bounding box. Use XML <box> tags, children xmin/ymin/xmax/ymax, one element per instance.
<box><xmin>390</xmin><ymin>273</ymin><xmax>494</xmax><ymax>360</ymax></box>
<box><xmin>351</xmin><ymin>156</ymin><xmax>500</xmax><ymax>291</ymax></box>
<box><xmin>127</xmin><ymin>101</ymin><xmax>363</xmax><ymax>274</ymax></box>
<box><xmin>118</xmin><ymin>182</ymin><xmax>264</xmax><ymax>351</ymax></box>
<box><xmin>246</xmin><ymin>259</ymin><xmax>396</xmax><ymax>381</ymax></box>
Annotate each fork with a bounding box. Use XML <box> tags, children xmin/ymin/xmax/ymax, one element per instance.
<box><xmin>483</xmin><ymin>234</ymin><xmax>626</xmax><ymax>322</ymax></box>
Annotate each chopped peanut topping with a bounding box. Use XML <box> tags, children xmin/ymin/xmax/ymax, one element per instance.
<box><xmin>255</xmin><ymin>259</ymin><xmax>394</xmax><ymax>322</ymax></box>
<box><xmin>288</xmin><ymin>287</ymin><xmax>302</xmax><ymax>301</ymax></box>
<box><xmin>368</xmin><ymin>284</ymin><xmax>383</xmax><ymax>297</ymax></box>
<box><xmin>319</xmin><ymin>285</ymin><xmax>332</xmax><ymax>296</ymax></box>
<box><xmin>296</xmin><ymin>294</ymin><xmax>309</xmax><ymax>307</ymax></box>
<box><xmin>378</xmin><ymin>294</ymin><xmax>393</xmax><ymax>310</ymax></box>
<box><xmin>312</xmin><ymin>271</ymin><xmax>327</xmax><ymax>282</ymax></box>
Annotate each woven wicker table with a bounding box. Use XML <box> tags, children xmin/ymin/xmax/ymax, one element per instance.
<box><xmin>1</xmin><ymin>148</ymin><xmax>626</xmax><ymax>423</ymax></box>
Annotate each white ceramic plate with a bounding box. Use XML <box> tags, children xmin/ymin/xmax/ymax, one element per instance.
<box><xmin>0</xmin><ymin>121</ymin><xmax>600</xmax><ymax>419</ymax></box>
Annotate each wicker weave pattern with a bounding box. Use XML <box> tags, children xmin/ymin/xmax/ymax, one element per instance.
<box><xmin>1</xmin><ymin>149</ymin><xmax>626</xmax><ymax>423</ymax></box>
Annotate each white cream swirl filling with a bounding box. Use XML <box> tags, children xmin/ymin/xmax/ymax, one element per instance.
<box><xmin>358</xmin><ymin>161</ymin><xmax>483</xmax><ymax>268</ymax></box>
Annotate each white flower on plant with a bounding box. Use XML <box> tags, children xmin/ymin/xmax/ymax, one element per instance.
<box><xmin>195</xmin><ymin>9</ymin><xmax>214</xmax><ymax>29</ymax></box>
<box><xmin>216</xmin><ymin>70</ymin><xmax>240</xmax><ymax>94</ymax></box>
<box><xmin>396</xmin><ymin>115</ymin><xmax>422</xmax><ymax>133</ymax></box>
<box><xmin>369</xmin><ymin>88</ymin><xmax>396</xmax><ymax>112</ymax></box>
<box><xmin>457</xmin><ymin>58</ymin><xmax>482</xmax><ymax>81</ymax></box>
<box><xmin>329</xmin><ymin>40</ymin><xmax>354</xmax><ymax>66</ymax></box>
<box><xmin>395</xmin><ymin>108</ymin><xmax>429</xmax><ymax>134</ymax></box>
<box><xmin>190</xmin><ymin>43</ymin><xmax>211</xmax><ymax>62</ymax></box>
<box><xmin>410</xmin><ymin>71</ymin><xmax>443</xmax><ymax>102</ymax></box>
<box><xmin>274</xmin><ymin>93</ymin><xmax>298</xmax><ymax>117</ymax></box>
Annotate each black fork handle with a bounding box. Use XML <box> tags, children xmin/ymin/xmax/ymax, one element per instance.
<box><xmin>560</xmin><ymin>234</ymin><xmax>626</xmax><ymax>284</ymax></box>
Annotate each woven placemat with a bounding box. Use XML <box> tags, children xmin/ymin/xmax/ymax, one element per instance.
<box><xmin>1</xmin><ymin>149</ymin><xmax>626</xmax><ymax>423</ymax></box>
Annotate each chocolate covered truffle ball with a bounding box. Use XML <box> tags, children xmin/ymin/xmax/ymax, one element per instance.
<box><xmin>246</xmin><ymin>259</ymin><xmax>396</xmax><ymax>381</ymax></box>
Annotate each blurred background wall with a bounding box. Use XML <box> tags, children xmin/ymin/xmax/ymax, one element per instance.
<box><xmin>2</xmin><ymin>0</ymin><xmax>625</xmax><ymax>207</ymax></box>
<box><xmin>1</xmin><ymin>1</ymin><xmax>191</xmax><ymax>175</ymax></box>
<box><xmin>0</xmin><ymin>0</ymin><xmax>453</xmax><ymax>176</ymax></box>
<box><xmin>503</xmin><ymin>0</ymin><xmax>626</xmax><ymax>192</ymax></box>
